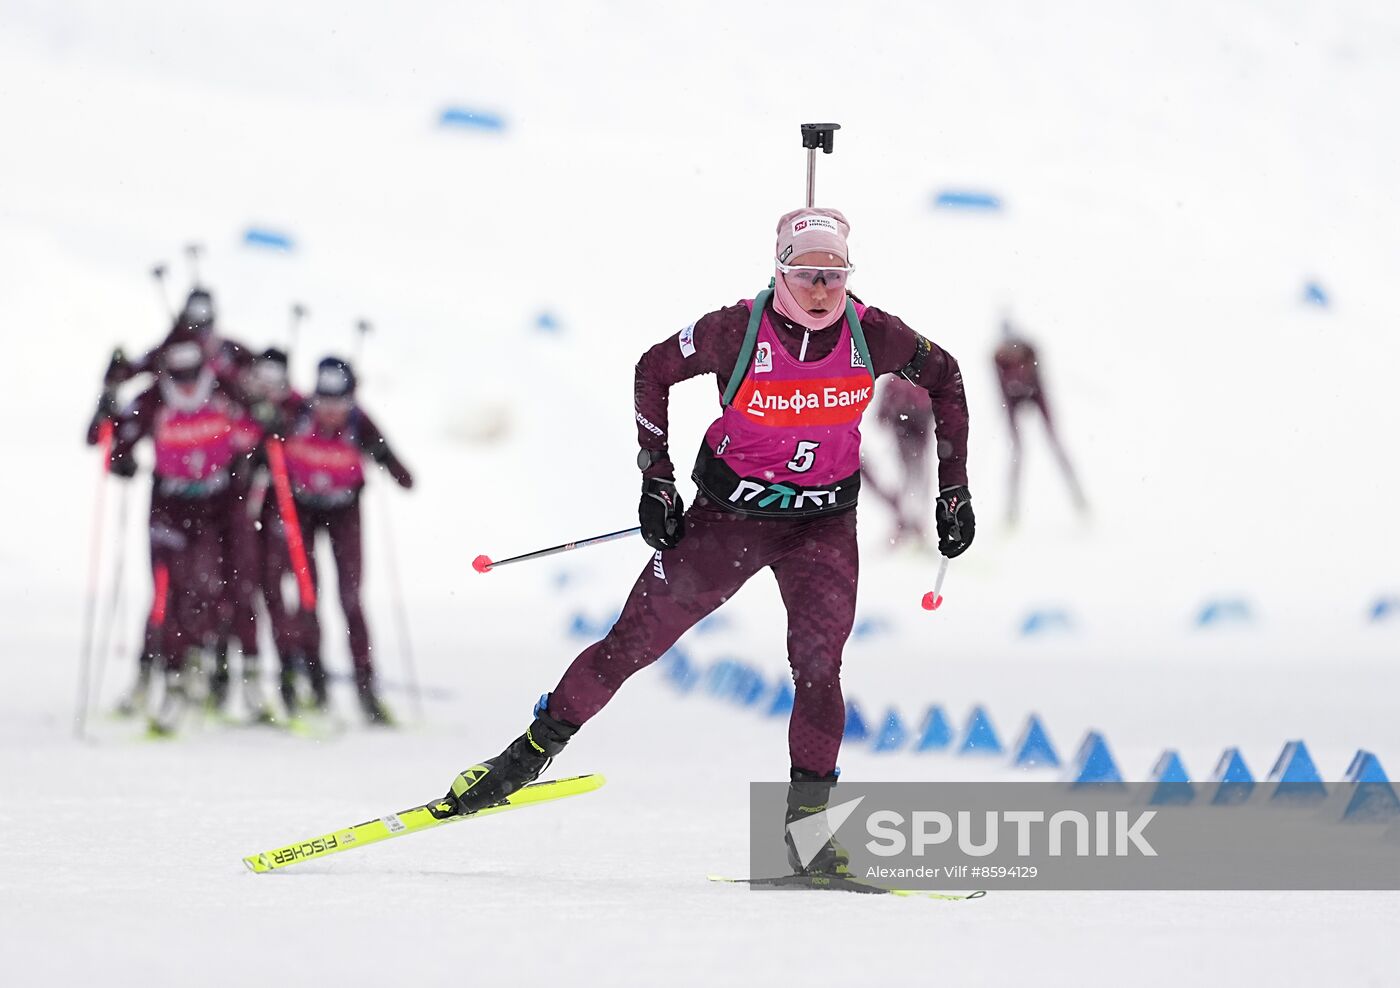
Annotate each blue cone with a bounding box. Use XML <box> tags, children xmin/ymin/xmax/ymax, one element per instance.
<box><xmin>1069</xmin><ymin>731</ymin><xmax>1124</xmax><ymax>788</ymax></box>
<box><xmin>873</xmin><ymin>708</ymin><xmax>909</xmax><ymax>753</ymax></box>
<box><xmin>958</xmin><ymin>705</ymin><xmax>1003</xmax><ymax>756</ymax></box>
<box><xmin>1210</xmin><ymin>747</ymin><xmax>1255</xmax><ymax>805</ymax></box>
<box><xmin>1012</xmin><ymin>715</ymin><xmax>1060</xmax><ymax>768</ymax></box>
<box><xmin>767</xmin><ymin>679</ymin><xmax>795</xmax><ymax>717</ymax></box>
<box><xmin>1148</xmin><ymin>750</ymin><xmax>1195</xmax><ymax>805</ymax></box>
<box><xmin>844</xmin><ymin>700</ymin><xmax>870</xmax><ymax>743</ymax></box>
<box><xmin>1341</xmin><ymin>750</ymin><xmax>1400</xmax><ymax>822</ymax></box>
<box><xmin>1266</xmin><ymin>740</ymin><xmax>1327</xmax><ymax>803</ymax></box>
<box><xmin>1302</xmin><ymin>280</ymin><xmax>1330</xmax><ymax>307</ymax></box>
<box><xmin>915</xmin><ymin>705</ymin><xmax>953</xmax><ymax>752</ymax></box>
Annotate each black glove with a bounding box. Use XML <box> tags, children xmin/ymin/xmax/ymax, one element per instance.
<box><xmin>103</xmin><ymin>348</ymin><xmax>129</xmax><ymax>388</ymax></box>
<box><xmin>639</xmin><ymin>477</ymin><xmax>685</xmax><ymax>550</ymax></box>
<box><xmin>934</xmin><ymin>485</ymin><xmax>975</xmax><ymax>558</ymax></box>
<box><xmin>109</xmin><ymin>453</ymin><xmax>138</xmax><ymax>478</ymax></box>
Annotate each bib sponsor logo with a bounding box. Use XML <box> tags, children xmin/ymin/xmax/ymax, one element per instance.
<box><xmin>736</xmin><ymin>375</ymin><xmax>873</xmax><ymax>427</ymax></box>
<box><xmin>728</xmin><ymin>479</ymin><xmax>839</xmax><ymax>512</ymax></box>
<box><xmin>753</xmin><ymin>341</ymin><xmax>773</xmax><ymax>374</ymax></box>
<box><xmin>679</xmin><ymin>322</ymin><xmax>696</xmax><ymax>358</ymax></box>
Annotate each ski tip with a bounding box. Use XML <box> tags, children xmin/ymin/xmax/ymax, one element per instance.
<box><xmin>242</xmin><ymin>853</ymin><xmax>272</xmax><ymax>874</ymax></box>
<box><xmin>471</xmin><ymin>554</ymin><xmax>493</xmax><ymax>574</ymax></box>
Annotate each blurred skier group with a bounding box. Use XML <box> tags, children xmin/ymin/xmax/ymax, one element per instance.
<box><xmin>85</xmin><ymin>285</ymin><xmax>414</xmax><ymax>737</ymax></box>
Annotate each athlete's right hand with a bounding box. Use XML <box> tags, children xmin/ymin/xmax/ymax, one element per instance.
<box><xmin>639</xmin><ymin>478</ymin><xmax>686</xmax><ymax>550</ymax></box>
<box><xmin>109</xmin><ymin>453</ymin><xmax>138</xmax><ymax>479</ymax></box>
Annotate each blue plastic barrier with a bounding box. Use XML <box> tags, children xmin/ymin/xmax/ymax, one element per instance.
<box><xmin>915</xmin><ymin>705</ymin><xmax>954</xmax><ymax>752</ymax></box>
<box><xmin>1266</xmin><ymin>740</ymin><xmax>1327</xmax><ymax>803</ymax></box>
<box><xmin>439</xmin><ymin>107</ymin><xmax>507</xmax><ymax>131</ymax></box>
<box><xmin>1370</xmin><ymin>597</ymin><xmax>1400</xmax><ymax>622</ymax></box>
<box><xmin>1011</xmin><ymin>715</ymin><xmax>1060</xmax><ymax>768</ymax></box>
<box><xmin>1147</xmin><ymin>750</ymin><xmax>1194</xmax><ymax>805</ymax></box>
<box><xmin>1340</xmin><ymin>750</ymin><xmax>1400</xmax><ymax>822</ymax></box>
<box><xmin>1068</xmin><ymin>731</ymin><xmax>1124</xmax><ymax>788</ymax></box>
<box><xmin>851</xmin><ymin>616</ymin><xmax>894</xmax><ymax>641</ymax></box>
<box><xmin>933</xmin><ymin>190</ymin><xmax>1003</xmax><ymax>211</ymax></box>
<box><xmin>1021</xmin><ymin>609</ymin><xmax>1074</xmax><ymax>635</ymax></box>
<box><xmin>1196</xmin><ymin>599</ymin><xmax>1254</xmax><ymax>627</ymax></box>
<box><xmin>1210</xmin><ymin>747</ymin><xmax>1255</xmax><ymax>805</ymax></box>
<box><xmin>1302</xmin><ymin>281</ymin><xmax>1330</xmax><ymax>307</ymax></box>
<box><xmin>767</xmin><ymin>679</ymin><xmax>795</xmax><ymax>717</ymax></box>
<box><xmin>844</xmin><ymin>700</ymin><xmax>871</xmax><ymax>743</ymax></box>
<box><xmin>873</xmin><ymin>708</ymin><xmax>910</xmax><ymax>753</ymax></box>
<box><xmin>658</xmin><ymin>647</ymin><xmax>699</xmax><ymax>693</ymax></box>
<box><xmin>243</xmin><ymin>227</ymin><xmax>294</xmax><ymax>251</ymax></box>
<box><xmin>958</xmin><ymin>705</ymin><xmax>1003</xmax><ymax>756</ymax></box>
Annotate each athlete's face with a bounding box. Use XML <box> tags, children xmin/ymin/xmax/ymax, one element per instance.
<box><xmin>313</xmin><ymin>395</ymin><xmax>353</xmax><ymax>430</ymax></box>
<box><xmin>781</xmin><ymin>251</ymin><xmax>849</xmax><ymax>319</ymax></box>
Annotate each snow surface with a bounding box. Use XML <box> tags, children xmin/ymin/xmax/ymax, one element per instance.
<box><xmin>2</xmin><ymin>1</ymin><xmax>1399</xmax><ymax>984</ymax></box>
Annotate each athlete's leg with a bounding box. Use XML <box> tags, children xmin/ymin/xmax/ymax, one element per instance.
<box><xmin>548</xmin><ymin>497</ymin><xmax>777</xmax><ymax>726</ymax></box>
<box><xmin>770</xmin><ymin>510</ymin><xmax>859</xmax><ymax>777</ymax></box>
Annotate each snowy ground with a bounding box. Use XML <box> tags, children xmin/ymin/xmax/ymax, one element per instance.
<box><xmin>2</xmin><ymin>1</ymin><xmax>1399</xmax><ymax>984</ymax></box>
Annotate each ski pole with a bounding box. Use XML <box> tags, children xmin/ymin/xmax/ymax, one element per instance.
<box><xmin>75</xmin><ymin>419</ymin><xmax>115</xmax><ymax>739</ymax></box>
<box><xmin>288</xmin><ymin>303</ymin><xmax>308</xmax><ymax>361</ymax></box>
<box><xmin>353</xmin><ymin>319</ymin><xmax>371</xmax><ymax>363</ymax></box>
<box><xmin>264</xmin><ymin>437</ymin><xmax>317</xmax><ymax>610</ymax></box>
<box><xmin>473</xmin><ymin>527</ymin><xmax>641</xmax><ymax>574</ymax></box>
<box><xmin>185</xmin><ymin>242</ymin><xmax>204</xmax><ymax>286</ymax></box>
<box><xmin>374</xmin><ymin>480</ymin><xmax>423</xmax><ymax>724</ymax></box>
<box><xmin>799</xmin><ymin>123</ymin><xmax>840</xmax><ymax>207</ymax></box>
<box><xmin>921</xmin><ymin>556</ymin><xmax>949</xmax><ymax>612</ymax></box>
<box><xmin>89</xmin><ymin>479</ymin><xmax>132</xmax><ymax>720</ymax></box>
<box><xmin>152</xmin><ymin>264</ymin><xmax>174</xmax><ymax>319</ymax></box>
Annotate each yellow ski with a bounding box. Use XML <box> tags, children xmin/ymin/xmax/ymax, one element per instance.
<box><xmin>243</xmin><ymin>773</ymin><xmax>604</xmax><ymax>873</ymax></box>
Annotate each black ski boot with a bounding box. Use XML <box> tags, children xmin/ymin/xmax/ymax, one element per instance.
<box><xmin>784</xmin><ymin>768</ymin><xmax>850</xmax><ymax>876</ymax></box>
<box><xmin>206</xmin><ymin>638</ymin><xmax>232</xmax><ymax>713</ymax></box>
<box><xmin>358</xmin><ymin>686</ymin><xmax>395</xmax><ymax>727</ymax></box>
<box><xmin>446</xmin><ymin>697</ymin><xmax>579</xmax><ymax>816</ymax></box>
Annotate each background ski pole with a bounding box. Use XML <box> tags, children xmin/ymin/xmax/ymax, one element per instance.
<box><xmin>185</xmin><ymin>242</ymin><xmax>204</xmax><ymax>286</ymax></box>
<box><xmin>921</xmin><ymin>556</ymin><xmax>949</xmax><ymax>612</ymax></box>
<box><xmin>353</xmin><ymin>318</ymin><xmax>371</xmax><ymax>363</ymax></box>
<box><xmin>799</xmin><ymin>122</ymin><xmax>840</xmax><ymax>207</ymax></box>
<box><xmin>473</xmin><ymin>527</ymin><xmax>641</xmax><ymax>574</ymax></box>
<box><xmin>288</xmin><ymin>303</ymin><xmax>307</xmax><ymax>360</ymax></box>
<box><xmin>374</xmin><ymin>480</ymin><xmax>423</xmax><ymax>724</ymax></box>
<box><xmin>151</xmin><ymin>263</ymin><xmax>174</xmax><ymax>319</ymax></box>
<box><xmin>75</xmin><ymin>419</ymin><xmax>114</xmax><ymax>739</ymax></box>
<box><xmin>263</xmin><ymin>437</ymin><xmax>317</xmax><ymax>610</ymax></box>
<box><xmin>89</xmin><ymin>479</ymin><xmax>132</xmax><ymax>721</ymax></box>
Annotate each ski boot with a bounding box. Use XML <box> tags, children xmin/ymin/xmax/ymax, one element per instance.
<box><xmin>358</xmin><ymin>686</ymin><xmax>395</xmax><ymax>727</ymax></box>
<box><xmin>784</xmin><ymin>768</ymin><xmax>850</xmax><ymax>876</ymax></box>
<box><xmin>114</xmin><ymin>658</ymin><xmax>155</xmax><ymax>718</ymax></box>
<box><xmin>445</xmin><ymin>695</ymin><xmax>579</xmax><ymax>816</ymax></box>
<box><xmin>242</xmin><ymin>670</ymin><xmax>277</xmax><ymax>726</ymax></box>
<box><xmin>147</xmin><ymin>669</ymin><xmax>188</xmax><ymax>738</ymax></box>
<box><xmin>205</xmin><ymin>640</ymin><xmax>232</xmax><ymax>716</ymax></box>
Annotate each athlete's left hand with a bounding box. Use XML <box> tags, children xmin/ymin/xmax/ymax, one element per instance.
<box><xmin>935</xmin><ymin>486</ymin><xmax>975</xmax><ymax>558</ymax></box>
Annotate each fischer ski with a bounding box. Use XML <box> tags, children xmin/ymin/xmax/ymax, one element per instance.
<box><xmin>243</xmin><ymin>773</ymin><xmax>605</xmax><ymax>873</ymax></box>
<box><xmin>707</xmin><ymin>873</ymin><xmax>986</xmax><ymax>900</ymax></box>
